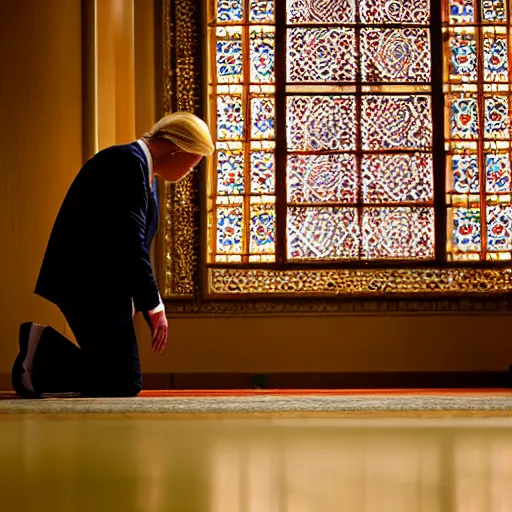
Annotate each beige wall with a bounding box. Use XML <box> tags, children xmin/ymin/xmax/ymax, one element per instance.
<box><xmin>139</xmin><ymin>314</ymin><xmax>512</xmax><ymax>373</ymax></box>
<box><xmin>131</xmin><ymin>0</ymin><xmax>512</xmax><ymax>376</ymax></box>
<box><xmin>1</xmin><ymin>0</ymin><xmax>512</xmax><ymax>385</ymax></box>
<box><xmin>0</xmin><ymin>0</ymin><xmax>83</xmax><ymax>370</ymax></box>
<box><xmin>0</xmin><ymin>0</ymin><xmax>156</xmax><ymax>380</ymax></box>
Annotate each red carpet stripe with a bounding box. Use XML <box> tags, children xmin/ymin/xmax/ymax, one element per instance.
<box><xmin>1</xmin><ymin>389</ymin><xmax>511</xmax><ymax>400</ymax></box>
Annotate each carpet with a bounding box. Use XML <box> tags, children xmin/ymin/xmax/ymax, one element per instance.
<box><xmin>1</xmin><ymin>390</ymin><xmax>512</xmax><ymax>416</ymax></box>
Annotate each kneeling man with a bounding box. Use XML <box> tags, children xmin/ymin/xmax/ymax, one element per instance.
<box><xmin>12</xmin><ymin>112</ymin><xmax>214</xmax><ymax>398</ymax></box>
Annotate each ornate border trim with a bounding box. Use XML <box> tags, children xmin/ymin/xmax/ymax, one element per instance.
<box><xmin>165</xmin><ymin>296</ymin><xmax>512</xmax><ymax>316</ymax></box>
<box><xmin>208</xmin><ymin>267</ymin><xmax>512</xmax><ymax>295</ymax></box>
<box><xmin>162</xmin><ymin>0</ymin><xmax>202</xmax><ymax>298</ymax></box>
<box><xmin>161</xmin><ymin>0</ymin><xmax>512</xmax><ymax>314</ymax></box>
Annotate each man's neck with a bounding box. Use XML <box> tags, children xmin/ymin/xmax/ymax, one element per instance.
<box><xmin>145</xmin><ymin>138</ymin><xmax>167</xmax><ymax>160</ymax></box>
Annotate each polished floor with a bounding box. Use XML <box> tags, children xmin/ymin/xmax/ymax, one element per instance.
<box><xmin>1</xmin><ymin>410</ymin><xmax>512</xmax><ymax>511</ymax></box>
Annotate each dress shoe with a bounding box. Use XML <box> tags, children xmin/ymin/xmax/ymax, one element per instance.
<box><xmin>11</xmin><ymin>322</ymin><xmax>41</xmax><ymax>398</ymax></box>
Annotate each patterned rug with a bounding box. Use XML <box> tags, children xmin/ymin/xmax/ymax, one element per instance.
<box><xmin>1</xmin><ymin>391</ymin><xmax>512</xmax><ymax>416</ymax></box>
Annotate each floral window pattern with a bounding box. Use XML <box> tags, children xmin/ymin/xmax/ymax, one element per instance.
<box><xmin>445</xmin><ymin>0</ymin><xmax>512</xmax><ymax>261</ymax></box>
<box><xmin>208</xmin><ymin>0</ymin><xmax>445</xmax><ymax>263</ymax></box>
<box><xmin>210</xmin><ymin>0</ymin><xmax>277</xmax><ymax>264</ymax></box>
<box><xmin>208</xmin><ymin>0</ymin><xmax>512</xmax><ymax>266</ymax></box>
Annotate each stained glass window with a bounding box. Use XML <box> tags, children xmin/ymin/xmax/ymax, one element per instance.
<box><xmin>209</xmin><ymin>1</ymin><xmax>276</xmax><ymax>263</ymax></box>
<box><xmin>208</xmin><ymin>0</ymin><xmax>512</xmax><ymax>267</ymax></box>
<box><xmin>445</xmin><ymin>0</ymin><xmax>512</xmax><ymax>261</ymax></box>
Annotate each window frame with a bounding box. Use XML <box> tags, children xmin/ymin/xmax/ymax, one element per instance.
<box><xmin>160</xmin><ymin>0</ymin><xmax>512</xmax><ymax>312</ymax></box>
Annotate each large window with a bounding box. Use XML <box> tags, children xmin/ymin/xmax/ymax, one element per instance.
<box><xmin>159</xmin><ymin>0</ymin><xmax>512</xmax><ymax>303</ymax></box>
<box><xmin>207</xmin><ymin>0</ymin><xmax>511</xmax><ymax>266</ymax></box>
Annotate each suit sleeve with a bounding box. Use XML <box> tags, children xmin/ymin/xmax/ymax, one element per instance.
<box><xmin>115</xmin><ymin>156</ymin><xmax>161</xmax><ymax>313</ymax></box>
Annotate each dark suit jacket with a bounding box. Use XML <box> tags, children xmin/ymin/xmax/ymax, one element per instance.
<box><xmin>35</xmin><ymin>142</ymin><xmax>160</xmax><ymax>313</ymax></box>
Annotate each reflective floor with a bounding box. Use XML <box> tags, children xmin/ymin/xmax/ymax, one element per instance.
<box><xmin>1</xmin><ymin>414</ymin><xmax>512</xmax><ymax>511</ymax></box>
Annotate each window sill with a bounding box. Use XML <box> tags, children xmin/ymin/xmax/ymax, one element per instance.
<box><xmin>162</xmin><ymin>266</ymin><xmax>512</xmax><ymax>316</ymax></box>
<box><xmin>207</xmin><ymin>266</ymin><xmax>512</xmax><ymax>297</ymax></box>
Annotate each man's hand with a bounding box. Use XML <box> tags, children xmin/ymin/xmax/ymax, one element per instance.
<box><xmin>147</xmin><ymin>309</ymin><xmax>168</xmax><ymax>355</ymax></box>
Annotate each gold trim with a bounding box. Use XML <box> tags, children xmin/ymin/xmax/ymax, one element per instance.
<box><xmin>162</xmin><ymin>0</ymin><xmax>202</xmax><ymax>297</ymax></box>
<box><xmin>208</xmin><ymin>267</ymin><xmax>512</xmax><ymax>295</ymax></box>
<box><xmin>166</xmin><ymin>296</ymin><xmax>512</xmax><ymax>316</ymax></box>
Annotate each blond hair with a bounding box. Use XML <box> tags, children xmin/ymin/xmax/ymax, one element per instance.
<box><xmin>144</xmin><ymin>111</ymin><xmax>214</xmax><ymax>156</ymax></box>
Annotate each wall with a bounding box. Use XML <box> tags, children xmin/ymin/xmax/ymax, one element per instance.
<box><xmin>0</xmin><ymin>0</ymin><xmax>83</xmax><ymax>378</ymax></box>
<box><xmin>141</xmin><ymin>314</ymin><xmax>512</xmax><ymax>374</ymax></box>
<box><xmin>0</xmin><ymin>0</ymin><xmax>158</xmax><ymax>385</ymax></box>
<box><xmin>1</xmin><ymin>0</ymin><xmax>512</xmax><ymax>387</ymax></box>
